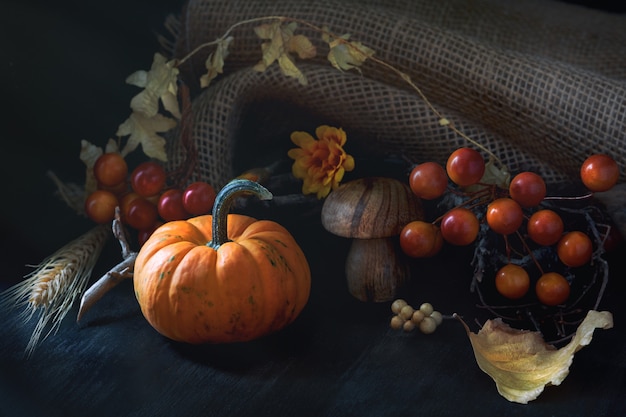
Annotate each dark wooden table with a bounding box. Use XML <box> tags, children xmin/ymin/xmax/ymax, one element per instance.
<box><xmin>2</xmin><ymin>1</ymin><xmax>625</xmax><ymax>416</ymax></box>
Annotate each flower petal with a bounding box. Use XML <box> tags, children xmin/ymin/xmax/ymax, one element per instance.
<box><xmin>290</xmin><ymin>131</ymin><xmax>316</xmax><ymax>148</ymax></box>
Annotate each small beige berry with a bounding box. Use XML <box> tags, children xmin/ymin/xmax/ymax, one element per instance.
<box><xmin>391</xmin><ymin>299</ymin><xmax>408</xmax><ymax>315</ymax></box>
<box><xmin>399</xmin><ymin>305</ymin><xmax>415</xmax><ymax>321</ymax></box>
<box><xmin>419</xmin><ymin>302</ymin><xmax>434</xmax><ymax>316</ymax></box>
<box><xmin>403</xmin><ymin>320</ymin><xmax>416</xmax><ymax>332</ymax></box>
<box><xmin>411</xmin><ymin>310</ymin><xmax>425</xmax><ymax>324</ymax></box>
<box><xmin>419</xmin><ymin>316</ymin><xmax>437</xmax><ymax>334</ymax></box>
<box><xmin>390</xmin><ymin>315</ymin><xmax>405</xmax><ymax>330</ymax></box>
<box><xmin>430</xmin><ymin>311</ymin><xmax>443</xmax><ymax>326</ymax></box>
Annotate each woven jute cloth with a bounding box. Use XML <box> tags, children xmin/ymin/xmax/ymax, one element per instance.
<box><xmin>165</xmin><ymin>0</ymin><xmax>626</xmax><ymax>193</ymax></box>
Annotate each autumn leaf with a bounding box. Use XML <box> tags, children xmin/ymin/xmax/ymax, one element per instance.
<box><xmin>53</xmin><ymin>139</ymin><xmax>120</xmax><ymax>215</ymax></box>
<box><xmin>116</xmin><ymin>112</ymin><xmax>176</xmax><ymax>161</ymax></box>
<box><xmin>458</xmin><ymin>310</ymin><xmax>613</xmax><ymax>404</ymax></box>
<box><xmin>277</xmin><ymin>53</ymin><xmax>307</xmax><ymax>85</ymax></box>
<box><xmin>253</xmin><ymin>21</ymin><xmax>316</xmax><ymax>85</ymax></box>
<box><xmin>126</xmin><ymin>53</ymin><xmax>181</xmax><ymax>119</ymax></box>
<box><xmin>288</xmin><ymin>34</ymin><xmax>317</xmax><ymax>59</ymax></box>
<box><xmin>200</xmin><ymin>36</ymin><xmax>234</xmax><ymax>88</ymax></box>
<box><xmin>480</xmin><ymin>157</ymin><xmax>511</xmax><ymax>189</ymax></box>
<box><xmin>79</xmin><ymin>139</ymin><xmax>106</xmax><ymax>198</ymax></box>
<box><xmin>323</xmin><ymin>29</ymin><xmax>375</xmax><ymax>73</ymax></box>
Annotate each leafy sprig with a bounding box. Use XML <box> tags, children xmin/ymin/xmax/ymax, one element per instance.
<box><xmin>75</xmin><ymin>15</ymin><xmax>507</xmax><ymax>214</ymax></box>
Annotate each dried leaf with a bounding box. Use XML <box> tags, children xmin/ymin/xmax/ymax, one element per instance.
<box><xmin>323</xmin><ymin>30</ymin><xmax>374</xmax><ymax>73</ymax></box>
<box><xmin>277</xmin><ymin>54</ymin><xmax>307</xmax><ymax>85</ymax></box>
<box><xmin>288</xmin><ymin>34</ymin><xmax>316</xmax><ymax>59</ymax></box>
<box><xmin>126</xmin><ymin>53</ymin><xmax>181</xmax><ymax>119</ymax></box>
<box><xmin>103</xmin><ymin>138</ymin><xmax>120</xmax><ymax>154</ymax></box>
<box><xmin>200</xmin><ymin>36</ymin><xmax>234</xmax><ymax>88</ymax></box>
<box><xmin>459</xmin><ymin>310</ymin><xmax>613</xmax><ymax>404</ymax></box>
<box><xmin>253</xmin><ymin>21</ymin><xmax>314</xmax><ymax>85</ymax></box>
<box><xmin>117</xmin><ymin>112</ymin><xmax>176</xmax><ymax>161</ymax></box>
<box><xmin>481</xmin><ymin>157</ymin><xmax>511</xmax><ymax>189</ymax></box>
<box><xmin>253</xmin><ymin>21</ymin><xmax>287</xmax><ymax>70</ymax></box>
<box><xmin>79</xmin><ymin>140</ymin><xmax>103</xmax><ymax>196</ymax></box>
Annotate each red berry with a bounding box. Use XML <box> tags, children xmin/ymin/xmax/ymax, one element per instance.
<box><xmin>440</xmin><ymin>207</ymin><xmax>479</xmax><ymax>246</ymax></box>
<box><xmin>495</xmin><ymin>264</ymin><xmax>530</xmax><ymax>300</ymax></box>
<box><xmin>158</xmin><ymin>189</ymin><xmax>190</xmax><ymax>221</ymax></box>
<box><xmin>125</xmin><ymin>197</ymin><xmax>159</xmax><ymax>230</ymax></box>
<box><xmin>557</xmin><ymin>231</ymin><xmax>593</xmax><ymax>267</ymax></box>
<box><xmin>486</xmin><ymin>198</ymin><xmax>524</xmax><ymax>235</ymax></box>
<box><xmin>84</xmin><ymin>190</ymin><xmax>119</xmax><ymax>224</ymax></box>
<box><xmin>580</xmin><ymin>154</ymin><xmax>619</xmax><ymax>192</ymax></box>
<box><xmin>399</xmin><ymin>221</ymin><xmax>443</xmax><ymax>258</ymax></box>
<box><xmin>509</xmin><ymin>171</ymin><xmax>546</xmax><ymax>208</ymax></box>
<box><xmin>131</xmin><ymin>161</ymin><xmax>167</xmax><ymax>197</ymax></box>
<box><xmin>409</xmin><ymin>162</ymin><xmax>448</xmax><ymax>200</ymax></box>
<box><xmin>527</xmin><ymin>209</ymin><xmax>564</xmax><ymax>246</ymax></box>
<box><xmin>446</xmin><ymin>148</ymin><xmax>485</xmax><ymax>187</ymax></box>
<box><xmin>536</xmin><ymin>272</ymin><xmax>570</xmax><ymax>306</ymax></box>
<box><xmin>93</xmin><ymin>152</ymin><xmax>128</xmax><ymax>187</ymax></box>
<box><xmin>183</xmin><ymin>181</ymin><xmax>217</xmax><ymax>215</ymax></box>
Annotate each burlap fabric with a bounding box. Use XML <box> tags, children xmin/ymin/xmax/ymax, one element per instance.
<box><xmin>165</xmin><ymin>0</ymin><xmax>626</xmax><ymax>191</ymax></box>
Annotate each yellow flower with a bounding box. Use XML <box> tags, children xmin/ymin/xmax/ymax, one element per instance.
<box><xmin>288</xmin><ymin>125</ymin><xmax>355</xmax><ymax>199</ymax></box>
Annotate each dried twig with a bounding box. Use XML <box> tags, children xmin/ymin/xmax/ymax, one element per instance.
<box><xmin>470</xmin><ymin>201</ymin><xmax>612</xmax><ymax>345</ymax></box>
<box><xmin>77</xmin><ymin>208</ymin><xmax>137</xmax><ymax>322</ymax></box>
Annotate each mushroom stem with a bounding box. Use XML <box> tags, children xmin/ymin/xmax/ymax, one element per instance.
<box><xmin>344</xmin><ymin>237</ymin><xmax>410</xmax><ymax>302</ymax></box>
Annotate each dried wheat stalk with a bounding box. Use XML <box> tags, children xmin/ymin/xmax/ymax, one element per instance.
<box><xmin>0</xmin><ymin>224</ymin><xmax>110</xmax><ymax>356</ymax></box>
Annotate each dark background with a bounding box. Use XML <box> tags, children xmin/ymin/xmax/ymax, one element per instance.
<box><xmin>1</xmin><ymin>1</ymin><xmax>625</xmax><ymax>416</ymax></box>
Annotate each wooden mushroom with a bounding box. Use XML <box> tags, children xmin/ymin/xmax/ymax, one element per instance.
<box><xmin>321</xmin><ymin>177</ymin><xmax>423</xmax><ymax>302</ymax></box>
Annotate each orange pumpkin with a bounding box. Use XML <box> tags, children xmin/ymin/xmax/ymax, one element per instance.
<box><xmin>133</xmin><ymin>179</ymin><xmax>311</xmax><ymax>344</ymax></box>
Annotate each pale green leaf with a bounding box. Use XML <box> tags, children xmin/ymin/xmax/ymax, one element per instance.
<box><xmin>253</xmin><ymin>21</ymin><xmax>313</xmax><ymax>85</ymax></box>
<box><xmin>278</xmin><ymin>54</ymin><xmax>307</xmax><ymax>85</ymax></box>
<box><xmin>79</xmin><ymin>140</ymin><xmax>103</xmax><ymax>196</ymax></box>
<box><xmin>288</xmin><ymin>34</ymin><xmax>316</xmax><ymax>59</ymax></box>
<box><xmin>117</xmin><ymin>112</ymin><xmax>176</xmax><ymax>161</ymax></box>
<box><xmin>325</xmin><ymin>33</ymin><xmax>375</xmax><ymax>72</ymax></box>
<box><xmin>126</xmin><ymin>53</ymin><xmax>181</xmax><ymax>119</ymax></box>
<box><xmin>104</xmin><ymin>138</ymin><xmax>120</xmax><ymax>153</ymax></box>
<box><xmin>200</xmin><ymin>36</ymin><xmax>234</xmax><ymax>88</ymax></box>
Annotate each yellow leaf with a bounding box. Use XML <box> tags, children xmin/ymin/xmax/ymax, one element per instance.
<box><xmin>288</xmin><ymin>34</ymin><xmax>316</xmax><ymax>59</ymax></box>
<box><xmin>103</xmin><ymin>138</ymin><xmax>120</xmax><ymax>154</ymax></box>
<box><xmin>278</xmin><ymin>54</ymin><xmax>307</xmax><ymax>85</ymax></box>
<box><xmin>254</xmin><ymin>21</ymin><xmax>286</xmax><ymax>69</ymax></box>
<box><xmin>325</xmin><ymin>33</ymin><xmax>375</xmax><ymax>72</ymax></box>
<box><xmin>459</xmin><ymin>310</ymin><xmax>613</xmax><ymax>404</ymax></box>
<box><xmin>481</xmin><ymin>157</ymin><xmax>511</xmax><ymax>189</ymax></box>
<box><xmin>116</xmin><ymin>112</ymin><xmax>176</xmax><ymax>161</ymax></box>
<box><xmin>253</xmin><ymin>21</ymin><xmax>312</xmax><ymax>85</ymax></box>
<box><xmin>126</xmin><ymin>53</ymin><xmax>181</xmax><ymax>119</ymax></box>
<box><xmin>200</xmin><ymin>36</ymin><xmax>234</xmax><ymax>88</ymax></box>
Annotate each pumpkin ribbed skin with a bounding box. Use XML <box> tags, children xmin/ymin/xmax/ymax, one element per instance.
<box><xmin>133</xmin><ymin>213</ymin><xmax>311</xmax><ymax>344</ymax></box>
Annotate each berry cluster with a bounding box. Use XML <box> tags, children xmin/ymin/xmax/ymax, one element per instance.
<box><xmin>389</xmin><ymin>299</ymin><xmax>443</xmax><ymax>334</ymax></box>
<box><xmin>84</xmin><ymin>152</ymin><xmax>217</xmax><ymax>246</ymax></box>
<box><xmin>400</xmin><ymin>147</ymin><xmax>620</xmax><ymax>308</ymax></box>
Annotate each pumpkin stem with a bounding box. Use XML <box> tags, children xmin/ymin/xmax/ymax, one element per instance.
<box><xmin>207</xmin><ymin>179</ymin><xmax>273</xmax><ymax>249</ymax></box>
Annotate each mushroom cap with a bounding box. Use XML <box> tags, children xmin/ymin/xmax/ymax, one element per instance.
<box><xmin>321</xmin><ymin>176</ymin><xmax>423</xmax><ymax>238</ymax></box>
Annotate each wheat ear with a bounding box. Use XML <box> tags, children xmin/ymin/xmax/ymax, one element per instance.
<box><xmin>0</xmin><ymin>224</ymin><xmax>110</xmax><ymax>356</ymax></box>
